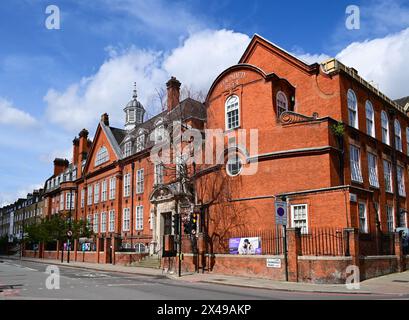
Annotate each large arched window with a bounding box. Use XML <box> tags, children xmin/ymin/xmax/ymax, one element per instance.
<box><xmin>276</xmin><ymin>91</ymin><xmax>288</xmax><ymax>117</ymax></box>
<box><xmin>394</xmin><ymin>119</ymin><xmax>402</xmax><ymax>151</ymax></box>
<box><xmin>406</xmin><ymin>127</ymin><xmax>409</xmax><ymax>156</ymax></box>
<box><xmin>381</xmin><ymin>111</ymin><xmax>390</xmax><ymax>145</ymax></box>
<box><xmin>347</xmin><ymin>89</ymin><xmax>358</xmax><ymax>129</ymax></box>
<box><xmin>95</xmin><ymin>146</ymin><xmax>109</xmax><ymax>166</ymax></box>
<box><xmin>365</xmin><ymin>100</ymin><xmax>375</xmax><ymax>137</ymax></box>
<box><xmin>225</xmin><ymin>95</ymin><xmax>240</xmax><ymax>130</ymax></box>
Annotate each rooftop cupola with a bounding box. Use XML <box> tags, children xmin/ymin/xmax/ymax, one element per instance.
<box><xmin>124</xmin><ymin>82</ymin><xmax>145</xmax><ymax>131</ymax></box>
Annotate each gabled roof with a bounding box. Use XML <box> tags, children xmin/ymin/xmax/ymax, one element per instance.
<box><xmin>239</xmin><ymin>34</ymin><xmax>319</xmax><ymax>74</ymax></box>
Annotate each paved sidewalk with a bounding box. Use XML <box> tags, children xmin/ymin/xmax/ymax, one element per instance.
<box><xmin>2</xmin><ymin>256</ymin><xmax>409</xmax><ymax>296</ymax></box>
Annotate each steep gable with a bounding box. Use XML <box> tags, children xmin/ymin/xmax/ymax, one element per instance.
<box><xmin>83</xmin><ymin>121</ymin><xmax>122</xmax><ymax>175</ymax></box>
<box><xmin>239</xmin><ymin>34</ymin><xmax>319</xmax><ymax>76</ymax></box>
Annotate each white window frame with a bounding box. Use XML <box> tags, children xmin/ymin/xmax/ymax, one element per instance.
<box><xmin>123</xmin><ymin>173</ymin><xmax>131</xmax><ymax>197</ymax></box>
<box><xmin>358</xmin><ymin>202</ymin><xmax>368</xmax><ymax>233</ymax></box>
<box><xmin>367</xmin><ymin>152</ymin><xmax>379</xmax><ymax>188</ymax></box>
<box><xmin>93</xmin><ymin>213</ymin><xmax>99</xmax><ymax>234</ymax></box>
<box><xmin>350</xmin><ymin>145</ymin><xmax>363</xmax><ymax>183</ymax></box>
<box><xmin>101</xmin><ymin>180</ymin><xmax>107</xmax><ymax>202</ymax></box>
<box><xmin>101</xmin><ymin>212</ymin><xmax>107</xmax><ymax>233</ymax></box>
<box><xmin>109</xmin><ymin>210</ymin><xmax>115</xmax><ymax>232</ymax></box>
<box><xmin>154</xmin><ymin>164</ymin><xmax>163</xmax><ymax>185</ymax></box>
<box><xmin>406</xmin><ymin>127</ymin><xmax>409</xmax><ymax>156</ymax></box>
<box><xmin>109</xmin><ymin>177</ymin><xmax>116</xmax><ymax>200</ymax></box>
<box><xmin>94</xmin><ymin>183</ymin><xmax>100</xmax><ymax>204</ymax></box>
<box><xmin>81</xmin><ymin>189</ymin><xmax>85</xmax><ymax>208</ymax></box>
<box><xmin>225</xmin><ymin>95</ymin><xmax>240</xmax><ymax>131</ymax></box>
<box><xmin>386</xmin><ymin>205</ymin><xmax>395</xmax><ymax>233</ymax></box>
<box><xmin>136</xmin><ymin>169</ymin><xmax>144</xmax><ymax>194</ymax></box>
<box><xmin>136</xmin><ymin>134</ymin><xmax>145</xmax><ymax>152</ymax></box>
<box><xmin>135</xmin><ymin>205</ymin><xmax>143</xmax><ymax>231</ymax></box>
<box><xmin>365</xmin><ymin>100</ymin><xmax>375</xmax><ymax>137</ymax></box>
<box><xmin>276</xmin><ymin>91</ymin><xmax>288</xmax><ymax>117</ymax></box>
<box><xmin>123</xmin><ymin>208</ymin><xmax>130</xmax><ymax>231</ymax></box>
<box><xmin>65</xmin><ymin>192</ymin><xmax>75</xmax><ymax>210</ymax></box>
<box><xmin>395</xmin><ymin>119</ymin><xmax>402</xmax><ymax>152</ymax></box>
<box><xmin>381</xmin><ymin>111</ymin><xmax>390</xmax><ymax>145</ymax></box>
<box><xmin>87</xmin><ymin>186</ymin><xmax>92</xmax><ymax>205</ymax></box>
<box><xmin>347</xmin><ymin>89</ymin><xmax>358</xmax><ymax>129</ymax></box>
<box><xmin>95</xmin><ymin>146</ymin><xmax>109</xmax><ymax>166</ymax></box>
<box><xmin>291</xmin><ymin>204</ymin><xmax>308</xmax><ymax>234</ymax></box>
<box><xmin>124</xmin><ymin>141</ymin><xmax>132</xmax><ymax>157</ymax></box>
<box><xmin>397</xmin><ymin>165</ymin><xmax>406</xmax><ymax>197</ymax></box>
<box><xmin>383</xmin><ymin>160</ymin><xmax>393</xmax><ymax>193</ymax></box>
<box><xmin>59</xmin><ymin>193</ymin><xmax>64</xmax><ymax>211</ymax></box>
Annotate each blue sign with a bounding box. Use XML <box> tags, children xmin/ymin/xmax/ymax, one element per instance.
<box><xmin>275</xmin><ymin>201</ymin><xmax>287</xmax><ymax>225</ymax></box>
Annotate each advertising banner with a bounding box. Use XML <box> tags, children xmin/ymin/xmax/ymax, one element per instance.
<box><xmin>229</xmin><ymin>237</ymin><xmax>261</xmax><ymax>255</ymax></box>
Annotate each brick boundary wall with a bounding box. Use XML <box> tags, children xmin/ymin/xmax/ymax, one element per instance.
<box><xmin>22</xmin><ymin>230</ymin><xmax>408</xmax><ymax>284</ymax></box>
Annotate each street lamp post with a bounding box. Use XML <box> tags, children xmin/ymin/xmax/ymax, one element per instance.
<box><xmin>67</xmin><ymin>189</ymin><xmax>73</xmax><ymax>263</ymax></box>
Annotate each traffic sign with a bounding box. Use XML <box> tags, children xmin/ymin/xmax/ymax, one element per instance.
<box><xmin>275</xmin><ymin>201</ymin><xmax>287</xmax><ymax>225</ymax></box>
<box><xmin>67</xmin><ymin>230</ymin><xmax>73</xmax><ymax>238</ymax></box>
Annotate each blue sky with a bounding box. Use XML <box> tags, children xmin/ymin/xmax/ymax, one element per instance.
<box><xmin>1</xmin><ymin>0</ymin><xmax>409</xmax><ymax>205</ymax></box>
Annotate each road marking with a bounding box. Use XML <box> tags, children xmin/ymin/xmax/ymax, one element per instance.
<box><xmin>23</xmin><ymin>267</ymin><xmax>38</xmax><ymax>271</ymax></box>
<box><xmin>106</xmin><ymin>283</ymin><xmax>153</xmax><ymax>287</ymax></box>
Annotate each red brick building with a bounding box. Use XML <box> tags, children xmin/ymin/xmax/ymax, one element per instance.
<box><xmin>34</xmin><ymin>34</ymin><xmax>408</xmax><ymax>282</ymax></box>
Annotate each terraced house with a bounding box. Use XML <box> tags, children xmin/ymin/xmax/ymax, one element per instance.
<box><xmin>12</xmin><ymin>34</ymin><xmax>409</xmax><ymax>283</ymax></box>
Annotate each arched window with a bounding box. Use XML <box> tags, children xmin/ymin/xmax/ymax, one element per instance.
<box><xmin>95</xmin><ymin>146</ymin><xmax>109</xmax><ymax>166</ymax></box>
<box><xmin>226</xmin><ymin>153</ymin><xmax>243</xmax><ymax>177</ymax></box>
<box><xmin>347</xmin><ymin>89</ymin><xmax>358</xmax><ymax>129</ymax></box>
<box><xmin>276</xmin><ymin>91</ymin><xmax>288</xmax><ymax>117</ymax></box>
<box><xmin>381</xmin><ymin>111</ymin><xmax>390</xmax><ymax>145</ymax></box>
<box><xmin>365</xmin><ymin>100</ymin><xmax>375</xmax><ymax>137</ymax></box>
<box><xmin>406</xmin><ymin>127</ymin><xmax>409</xmax><ymax>156</ymax></box>
<box><xmin>394</xmin><ymin>119</ymin><xmax>402</xmax><ymax>151</ymax></box>
<box><xmin>225</xmin><ymin>95</ymin><xmax>240</xmax><ymax>130</ymax></box>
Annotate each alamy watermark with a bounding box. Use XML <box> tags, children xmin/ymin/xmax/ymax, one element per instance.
<box><xmin>45</xmin><ymin>5</ymin><xmax>60</xmax><ymax>30</ymax></box>
<box><xmin>345</xmin><ymin>5</ymin><xmax>360</xmax><ymax>30</ymax></box>
<box><xmin>345</xmin><ymin>265</ymin><xmax>360</xmax><ymax>290</ymax></box>
<box><xmin>45</xmin><ymin>265</ymin><xmax>60</xmax><ymax>290</ymax></box>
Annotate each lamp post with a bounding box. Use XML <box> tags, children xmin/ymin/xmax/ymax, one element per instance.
<box><xmin>67</xmin><ymin>189</ymin><xmax>73</xmax><ymax>263</ymax></box>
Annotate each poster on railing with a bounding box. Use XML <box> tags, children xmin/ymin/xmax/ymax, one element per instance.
<box><xmin>229</xmin><ymin>237</ymin><xmax>261</xmax><ymax>255</ymax></box>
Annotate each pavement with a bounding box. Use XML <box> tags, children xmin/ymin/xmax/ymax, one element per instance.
<box><xmin>1</xmin><ymin>255</ymin><xmax>409</xmax><ymax>297</ymax></box>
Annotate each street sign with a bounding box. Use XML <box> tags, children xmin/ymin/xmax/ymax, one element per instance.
<box><xmin>266</xmin><ymin>258</ymin><xmax>281</xmax><ymax>268</ymax></box>
<box><xmin>67</xmin><ymin>230</ymin><xmax>73</xmax><ymax>238</ymax></box>
<box><xmin>275</xmin><ymin>201</ymin><xmax>287</xmax><ymax>225</ymax></box>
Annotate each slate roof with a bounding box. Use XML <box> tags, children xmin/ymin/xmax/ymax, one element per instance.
<box><xmin>394</xmin><ymin>96</ymin><xmax>409</xmax><ymax>108</ymax></box>
<box><xmin>107</xmin><ymin>97</ymin><xmax>206</xmax><ymax>156</ymax></box>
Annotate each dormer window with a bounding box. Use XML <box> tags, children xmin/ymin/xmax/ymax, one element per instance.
<box><xmin>276</xmin><ymin>91</ymin><xmax>288</xmax><ymax>117</ymax></box>
<box><xmin>225</xmin><ymin>95</ymin><xmax>240</xmax><ymax>130</ymax></box>
<box><xmin>95</xmin><ymin>146</ymin><xmax>109</xmax><ymax>166</ymax></box>
<box><xmin>124</xmin><ymin>141</ymin><xmax>132</xmax><ymax>157</ymax></box>
<box><xmin>136</xmin><ymin>134</ymin><xmax>145</xmax><ymax>152</ymax></box>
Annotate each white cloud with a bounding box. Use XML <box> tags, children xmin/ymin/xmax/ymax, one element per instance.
<box><xmin>44</xmin><ymin>29</ymin><xmax>250</xmax><ymax>132</ymax></box>
<box><xmin>164</xmin><ymin>29</ymin><xmax>250</xmax><ymax>93</ymax></box>
<box><xmin>336</xmin><ymin>27</ymin><xmax>409</xmax><ymax>99</ymax></box>
<box><xmin>0</xmin><ymin>98</ymin><xmax>37</xmax><ymax>127</ymax></box>
<box><xmin>0</xmin><ymin>183</ymin><xmax>43</xmax><ymax>207</ymax></box>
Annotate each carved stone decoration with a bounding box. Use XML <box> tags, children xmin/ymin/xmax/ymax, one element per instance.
<box><xmin>279</xmin><ymin>111</ymin><xmax>320</xmax><ymax>124</ymax></box>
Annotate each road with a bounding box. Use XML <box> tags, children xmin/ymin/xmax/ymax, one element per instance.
<box><xmin>0</xmin><ymin>258</ymin><xmax>403</xmax><ymax>300</ymax></box>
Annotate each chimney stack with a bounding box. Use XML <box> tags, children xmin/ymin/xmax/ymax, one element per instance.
<box><xmin>166</xmin><ymin>76</ymin><xmax>181</xmax><ymax>112</ymax></box>
<box><xmin>78</xmin><ymin>128</ymin><xmax>89</xmax><ymax>178</ymax></box>
<box><xmin>53</xmin><ymin>158</ymin><xmax>69</xmax><ymax>176</ymax></box>
<box><xmin>72</xmin><ymin>137</ymin><xmax>79</xmax><ymax>165</ymax></box>
<box><xmin>101</xmin><ymin>113</ymin><xmax>109</xmax><ymax>126</ymax></box>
